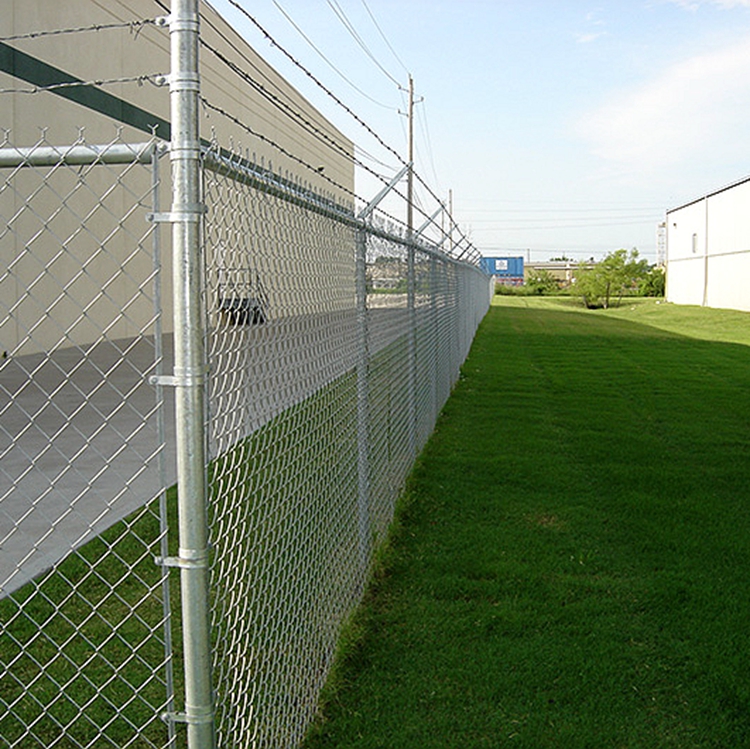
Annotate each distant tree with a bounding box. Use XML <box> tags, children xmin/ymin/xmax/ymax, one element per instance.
<box><xmin>525</xmin><ymin>269</ymin><xmax>558</xmax><ymax>295</ymax></box>
<box><xmin>549</xmin><ymin>255</ymin><xmax>573</xmax><ymax>262</ymax></box>
<box><xmin>574</xmin><ymin>249</ymin><xmax>649</xmax><ymax>309</ymax></box>
<box><xmin>640</xmin><ymin>266</ymin><xmax>666</xmax><ymax>297</ymax></box>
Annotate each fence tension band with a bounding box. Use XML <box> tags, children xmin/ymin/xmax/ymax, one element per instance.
<box><xmin>161</xmin><ymin>708</ymin><xmax>214</xmax><ymax>725</ymax></box>
<box><xmin>155</xmin><ymin>550</ymin><xmax>209</xmax><ymax>570</ymax></box>
<box><xmin>149</xmin><ymin>372</ymin><xmax>206</xmax><ymax>387</ymax></box>
<box><xmin>147</xmin><ymin>203</ymin><xmax>207</xmax><ymax>223</ymax></box>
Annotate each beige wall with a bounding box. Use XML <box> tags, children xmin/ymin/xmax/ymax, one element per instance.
<box><xmin>1</xmin><ymin>0</ymin><xmax>353</xmax><ymax>195</ymax></box>
<box><xmin>1</xmin><ymin>1</ymin><xmax>355</xmax><ymax>356</ymax></box>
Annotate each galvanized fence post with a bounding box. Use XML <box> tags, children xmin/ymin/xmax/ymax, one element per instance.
<box><xmin>167</xmin><ymin>1</ymin><xmax>215</xmax><ymax>746</ymax></box>
<box><xmin>355</xmin><ymin>224</ymin><xmax>371</xmax><ymax>579</ymax></box>
<box><xmin>407</xmin><ymin>242</ymin><xmax>417</xmax><ymax>459</ymax></box>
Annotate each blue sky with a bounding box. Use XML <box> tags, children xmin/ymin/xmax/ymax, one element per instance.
<box><xmin>209</xmin><ymin>0</ymin><xmax>750</xmax><ymax>262</ymax></box>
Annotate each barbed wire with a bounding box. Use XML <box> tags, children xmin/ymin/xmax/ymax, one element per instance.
<box><xmin>222</xmin><ymin>0</ymin><xmax>408</xmax><ymax>170</ymax></box>
<box><xmin>217</xmin><ymin>3</ymin><xmax>477</xmax><ymax>257</ymax></box>
<box><xmin>0</xmin><ymin>74</ymin><xmax>166</xmax><ymax>97</ymax></box>
<box><xmin>198</xmin><ymin>41</ymin><xmax>446</xmax><ymax>231</ymax></box>
<box><xmin>270</xmin><ymin>0</ymin><xmax>394</xmax><ymax>110</ymax></box>
<box><xmin>0</xmin><ymin>0</ymin><xmax>476</xmax><ymax>260</ymax></box>
<box><xmin>199</xmin><ymin>39</ymin><xmax>356</xmax><ymax>167</ymax></box>
<box><xmin>198</xmin><ymin>95</ymin><xmax>482</xmax><ymax>263</ymax></box>
<box><xmin>199</xmin><ymin>95</ymin><xmax>359</xmax><ymax>203</ymax></box>
<box><xmin>0</xmin><ymin>18</ymin><xmax>159</xmax><ymax>43</ymax></box>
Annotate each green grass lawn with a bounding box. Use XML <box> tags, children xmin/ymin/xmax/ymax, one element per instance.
<box><xmin>304</xmin><ymin>296</ymin><xmax>750</xmax><ymax>748</ymax></box>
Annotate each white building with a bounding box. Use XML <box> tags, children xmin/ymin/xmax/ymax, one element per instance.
<box><xmin>666</xmin><ymin>176</ymin><xmax>750</xmax><ymax>311</ymax></box>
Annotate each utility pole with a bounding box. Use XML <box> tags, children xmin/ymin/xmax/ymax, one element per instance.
<box><xmin>407</xmin><ymin>74</ymin><xmax>414</xmax><ymax>238</ymax></box>
<box><xmin>405</xmin><ymin>73</ymin><xmax>416</xmax><ymax>460</ymax></box>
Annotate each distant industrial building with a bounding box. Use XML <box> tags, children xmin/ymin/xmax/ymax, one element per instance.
<box><xmin>523</xmin><ymin>260</ymin><xmax>591</xmax><ymax>287</ymax></box>
<box><xmin>666</xmin><ymin>176</ymin><xmax>750</xmax><ymax>312</ymax></box>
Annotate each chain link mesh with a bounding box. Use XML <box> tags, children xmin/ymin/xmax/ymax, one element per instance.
<box><xmin>202</xmin><ymin>143</ymin><xmax>491</xmax><ymax>748</ymax></box>
<box><xmin>0</xmin><ymin>133</ymin><xmax>179</xmax><ymax>748</ymax></box>
<box><xmin>0</xmin><ymin>132</ymin><xmax>490</xmax><ymax>748</ymax></box>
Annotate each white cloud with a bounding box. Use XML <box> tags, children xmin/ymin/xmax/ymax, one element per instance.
<box><xmin>577</xmin><ymin>36</ymin><xmax>750</xmax><ymax>169</ymax></box>
<box><xmin>576</xmin><ymin>31</ymin><xmax>607</xmax><ymax>44</ymax></box>
<box><xmin>576</xmin><ymin>9</ymin><xmax>607</xmax><ymax>43</ymax></box>
<box><xmin>667</xmin><ymin>0</ymin><xmax>750</xmax><ymax>9</ymax></box>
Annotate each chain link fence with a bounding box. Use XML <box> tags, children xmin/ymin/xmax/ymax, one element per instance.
<box><xmin>0</xmin><ymin>131</ymin><xmax>490</xmax><ymax>747</ymax></box>
<box><xmin>201</xmin><ymin>144</ymin><xmax>491</xmax><ymax>747</ymax></box>
<box><xmin>0</xmin><ymin>133</ymin><xmax>179</xmax><ymax>747</ymax></box>
<box><xmin>1</xmin><ymin>18</ymin><xmax>490</xmax><ymax>748</ymax></box>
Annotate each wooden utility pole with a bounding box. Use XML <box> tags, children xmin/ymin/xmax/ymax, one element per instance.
<box><xmin>407</xmin><ymin>74</ymin><xmax>414</xmax><ymax>238</ymax></box>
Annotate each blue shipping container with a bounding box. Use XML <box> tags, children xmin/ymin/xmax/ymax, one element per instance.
<box><xmin>480</xmin><ymin>256</ymin><xmax>524</xmax><ymax>279</ymax></box>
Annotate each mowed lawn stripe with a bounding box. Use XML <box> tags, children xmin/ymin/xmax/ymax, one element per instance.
<box><xmin>304</xmin><ymin>298</ymin><xmax>750</xmax><ymax>749</ymax></box>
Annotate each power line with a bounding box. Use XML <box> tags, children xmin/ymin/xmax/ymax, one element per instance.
<box><xmin>325</xmin><ymin>0</ymin><xmax>402</xmax><ymax>87</ymax></box>
<box><xmin>198</xmin><ymin>35</ymin><xmax>432</xmax><ymax>222</ymax></box>
<box><xmin>220</xmin><ymin>0</ymin><xmax>408</xmax><ymax>170</ymax></box>
<box><xmin>201</xmin><ymin>4</ymin><xmax>318</xmax><ymax>110</ymax></box>
<box><xmin>463</xmin><ymin>206</ymin><xmax>664</xmax><ymax>214</ymax></box>
<box><xmin>209</xmin><ymin>3</ymin><xmax>477</xmax><ymax>251</ymax></box>
<box><xmin>468</xmin><ymin>213</ymin><xmax>661</xmax><ymax>223</ymax></box>
<box><xmin>416</xmin><ymin>102</ymin><xmax>441</xmax><ymax>193</ymax></box>
<box><xmin>189</xmin><ymin>1</ymin><xmax>479</xmax><ymax>259</ymax></box>
<box><xmin>200</xmin><ymin>36</ymin><xmax>456</xmax><ymax>244</ymax></box>
<box><xmin>199</xmin><ymin>95</ymin><xmax>441</xmax><ymax>249</ymax></box>
<box><xmin>271</xmin><ymin>0</ymin><xmax>394</xmax><ymax>109</ymax></box>
<box><xmin>360</xmin><ymin>0</ymin><xmax>410</xmax><ymax>76</ymax></box>
<box><xmin>354</xmin><ymin>143</ymin><xmax>398</xmax><ymax>171</ymax></box>
<box><xmin>472</xmin><ymin>219</ymin><xmax>660</xmax><ymax>231</ymax></box>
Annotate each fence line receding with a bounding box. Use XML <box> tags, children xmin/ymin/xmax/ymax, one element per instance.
<box><xmin>1</xmin><ymin>9</ymin><xmax>491</xmax><ymax>749</ymax></box>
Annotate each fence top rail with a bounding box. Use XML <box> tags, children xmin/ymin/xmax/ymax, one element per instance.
<box><xmin>0</xmin><ymin>140</ymin><xmax>166</xmax><ymax>168</ymax></box>
<box><xmin>0</xmin><ymin>135</ymin><xmax>484</xmax><ymax>269</ymax></box>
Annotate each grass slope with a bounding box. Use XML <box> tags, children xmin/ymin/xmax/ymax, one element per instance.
<box><xmin>304</xmin><ymin>297</ymin><xmax>750</xmax><ymax>748</ymax></box>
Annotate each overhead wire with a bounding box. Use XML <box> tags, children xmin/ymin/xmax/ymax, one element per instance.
<box><xmin>360</xmin><ymin>0</ymin><xmax>410</xmax><ymax>76</ymax></box>
<box><xmin>200</xmin><ymin>96</ymin><xmax>426</xmax><ymax>242</ymax></box>
<box><xmin>221</xmin><ymin>0</ymin><xmax>408</xmax><ymax>170</ymax></box>
<box><xmin>325</xmin><ymin>0</ymin><xmax>402</xmax><ymax>87</ymax></box>
<box><xmin>472</xmin><ymin>218</ymin><xmax>660</xmax><ymax>231</ymax></box>
<box><xmin>416</xmin><ymin>101</ymin><xmax>442</xmax><ymax>193</ymax></box>
<box><xmin>197</xmin><ymin>24</ymin><xmax>426</xmax><ymax>220</ymax></box>
<box><xmin>236</xmin><ymin>0</ymin><xmax>459</xmax><ymax>251</ymax></box>
<box><xmin>201</xmin><ymin>6</ymin><xmax>464</xmax><ymax>246</ymax></box>
<box><xmin>193</xmin><ymin>1</ymin><xmax>479</xmax><ymax>257</ymax></box>
<box><xmin>356</xmin><ymin>1</ymin><xmax>443</xmax><ymax>195</ymax></box>
<box><xmin>271</xmin><ymin>0</ymin><xmax>395</xmax><ymax>109</ymax></box>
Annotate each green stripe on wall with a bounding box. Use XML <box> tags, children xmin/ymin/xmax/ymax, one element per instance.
<box><xmin>0</xmin><ymin>41</ymin><xmax>171</xmax><ymax>140</ymax></box>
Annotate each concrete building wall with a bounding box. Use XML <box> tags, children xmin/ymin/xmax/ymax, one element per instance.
<box><xmin>666</xmin><ymin>178</ymin><xmax>750</xmax><ymax>312</ymax></box>
<box><xmin>1</xmin><ymin>1</ymin><xmax>355</xmax><ymax>356</ymax></box>
<box><xmin>1</xmin><ymin>0</ymin><xmax>353</xmax><ymax>194</ymax></box>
